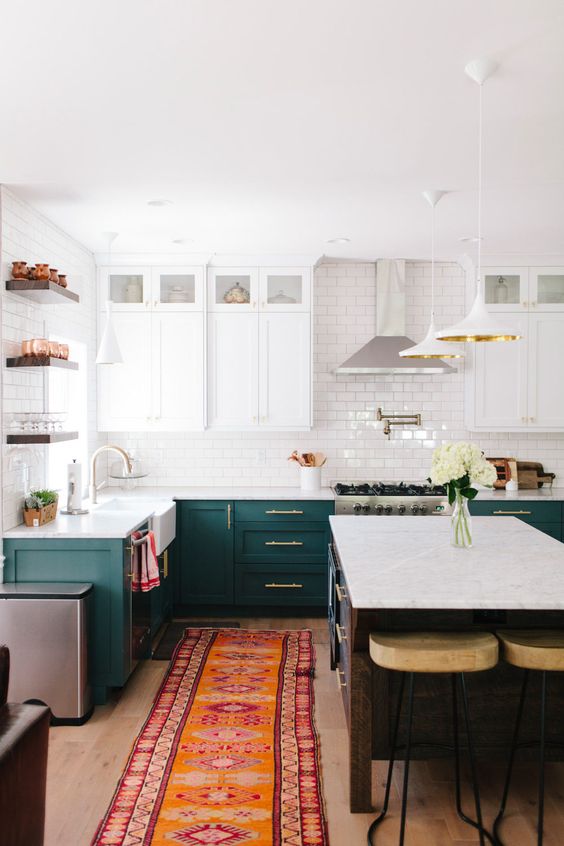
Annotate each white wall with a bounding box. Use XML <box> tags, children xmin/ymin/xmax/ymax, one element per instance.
<box><xmin>107</xmin><ymin>260</ymin><xmax>564</xmax><ymax>487</ymax></box>
<box><xmin>1</xmin><ymin>187</ymin><xmax>103</xmax><ymax>531</ymax></box>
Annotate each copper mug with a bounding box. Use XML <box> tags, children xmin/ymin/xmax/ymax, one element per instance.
<box><xmin>58</xmin><ymin>274</ymin><xmax>68</xmax><ymax>288</ymax></box>
<box><xmin>21</xmin><ymin>339</ymin><xmax>34</xmax><ymax>356</ymax></box>
<box><xmin>48</xmin><ymin>341</ymin><xmax>61</xmax><ymax>358</ymax></box>
<box><xmin>59</xmin><ymin>344</ymin><xmax>69</xmax><ymax>360</ymax></box>
<box><xmin>31</xmin><ymin>338</ymin><xmax>49</xmax><ymax>356</ymax></box>
<box><xmin>49</xmin><ymin>268</ymin><xmax>59</xmax><ymax>284</ymax></box>
<box><xmin>11</xmin><ymin>261</ymin><xmax>29</xmax><ymax>280</ymax></box>
<box><xmin>34</xmin><ymin>264</ymin><xmax>50</xmax><ymax>282</ymax></box>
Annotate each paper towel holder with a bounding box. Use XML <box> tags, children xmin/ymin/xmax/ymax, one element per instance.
<box><xmin>61</xmin><ymin>459</ymin><xmax>89</xmax><ymax>515</ymax></box>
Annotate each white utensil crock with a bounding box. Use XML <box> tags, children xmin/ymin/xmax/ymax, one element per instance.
<box><xmin>300</xmin><ymin>466</ymin><xmax>321</xmax><ymax>491</ymax></box>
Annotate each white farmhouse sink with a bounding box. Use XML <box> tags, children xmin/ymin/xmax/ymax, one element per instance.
<box><xmin>95</xmin><ymin>498</ymin><xmax>176</xmax><ymax>554</ymax></box>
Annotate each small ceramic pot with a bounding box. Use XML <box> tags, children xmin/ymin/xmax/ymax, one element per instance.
<box><xmin>59</xmin><ymin>343</ymin><xmax>69</xmax><ymax>360</ymax></box>
<box><xmin>31</xmin><ymin>338</ymin><xmax>49</xmax><ymax>356</ymax></box>
<box><xmin>21</xmin><ymin>340</ymin><xmax>34</xmax><ymax>357</ymax></box>
<box><xmin>11</xmin><ymin>261</ymin><xmax>29</xmax><ymax>280</ymax></box>
<box><xmin>49</xmin><ymin>268</ymin><xmax>59</xmax><ymax>284</ymax></box>
<box><xmin>34</xmin><ymin>264</ymin><xmax>50</xmax><ymax>281</ymax></box>
<box><xmin>48</xmin><ymin>341</ymin><xmax>61</xmax><ymax>358</ymax></box>
<box><xmin>57</xmin><ymin>274</ymin><xmax>68</xmax><ymax>288</ymax></box>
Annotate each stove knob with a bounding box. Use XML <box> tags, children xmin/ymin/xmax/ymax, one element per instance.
<box><xmin>375</xmin><ymin>504</ymin><xmax>383</xmax><ymax>515</ymax></box>
<box><xmin>410</xmin><ymin>503</ymin><xmax>419</xmax><ymax>514</ymax></box>
<box><xmin>384</xmin><ymin>504</ymin><xmax>393</xmax><ymax>515</ymax></box>
<box><xmin>398</xmin><ymin>504</ymin><xmax>406</xmax><ymax>514</ymax></box>
<box><xmin>419</xmin><ymin>504</ymin><xmax>428</xmax><ymax>514</ymax></box>
<box><xmin>353</xmin><ymin>502</ymin><xmax>362</xmax><ymax>514</ymax></box>
<box><xmin>362</xmin><ymin>503</ymin><xmax>371</xmax><ymax>514</ymax></box>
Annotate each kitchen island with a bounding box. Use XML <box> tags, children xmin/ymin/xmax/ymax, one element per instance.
<box><xmin>329</xmin><ymin>515</ymin><xmax>564</xmax><ymax>812</ymax></box>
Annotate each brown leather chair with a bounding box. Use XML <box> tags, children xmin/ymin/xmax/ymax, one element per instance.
<box><xmin>0</xmin><ymin>644</ymin><xmax>50</xmax><ymax>846</ymax></box>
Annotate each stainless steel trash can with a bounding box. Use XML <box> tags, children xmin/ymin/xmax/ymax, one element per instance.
<box><xmin>0</xmin><ymin>582</ymin><xmax>93</xmax><ymax>724</ymax></box>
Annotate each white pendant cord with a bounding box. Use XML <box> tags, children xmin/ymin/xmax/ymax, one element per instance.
<box><xmin>430</xmin><ymin>201</ymin><xmax>436</xmax><ymax>323</ymax></box>
<box><xmin>476</xmin><ymin>81</ymin><xmax>483</xmax><ymax>296</ymax></box>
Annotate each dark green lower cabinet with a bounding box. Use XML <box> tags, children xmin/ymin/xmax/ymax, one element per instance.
<box><xmin>235</xmin><ymin>564</ymin><xmax>327</xmax><ymax>605</ymax></box>
<box><xmin>178</xmin><ymin>501</ymin><xmax>234</xmax><ymax>605</ymax></box>
<box><xmin>176</xmin><ymin>499</ymin><xmax>334</xmax><ymax>610</ymax></box>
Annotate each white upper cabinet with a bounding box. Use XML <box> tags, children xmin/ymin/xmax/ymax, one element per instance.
<box><xmin>529</xmin><ymin>268</ymin><xmax>564</xmax><ymax>311</ymax></box>
<box><xmin>98</xmin><ymin>312</ymin><xmax>153</xmax><ymax>430</ymax></box>
<box><xmin>468</xmin><ymin>314</ymin><xmax>528</xmax><ymax>430</ymax></box>
<box><xmin>466</xmin><ymin>264</ymin><xmax>564</xmax><ymax>432</ymax></box>
<box><xmin>99</xmin><ymin>266</ymin><xmax>151</xmax><ymax>311</ymax></box>
<box><xmin>151</xmin><ymin>313</ymin><xmax>204</xmax><ymax>430</ymax></box>
<box><xmin>527</xmin><ymin>314</ymin><xmax>564</xmax><ymax>428</ymax></box>
<box><xmin>151</xmin><ymin>266</ymin><xmax>204</xmax><ymax>311</ymax></box>
<box><xmin>259</xmin><ymin>267</ymin><xmax>311</xmax><ymax>312</ymax></box>
<box><xmin>207</xmin><ymin>268</ymin><xmax>259</xmax><ymax>312</ymax></box>
<box><xmin>259</xmin><ymin>313</ymin><xmax>311</xmax><ymax>428</ymax></box>
<box><xmin>207</xmin><ymin>313</ymin><xmax>259</xmax><ymax>428</ymax></box>
<box><xmin>482</xmin><ymin>267</ymin><xmax>529</xmax><ymax>311</ymax></box>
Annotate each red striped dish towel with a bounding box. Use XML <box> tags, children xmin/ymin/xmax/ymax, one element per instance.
<box><xmin>131</xmin><ymin>530</ymin><xmax>160</xmax><ymax>592</ymax></box>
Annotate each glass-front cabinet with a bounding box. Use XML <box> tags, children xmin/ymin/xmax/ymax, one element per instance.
<box><xmin>482</xmin><ymin>266</ymin><xmax>564</xmax><ymax>313</ymax></box>
<box><xmin>100</xmin><ymin>266</ymin><xmax>151</xmax><ymax>310</ymax></box>
<box><xmin>482</xmin><ymin>266</ymin><xmax>528</xmax><ymax>311</ymax></box>
<box><xmin>207</xmin><ymin>268</ymin><xmax>259</xmax><ymax>312</ymax></box>
<box><xmin>151</xmin><ymin>266</ymin><xmax>203</xmax><ymax>311</ymax></box>
<box><xmin>259</xmin><ymin>267</ymin><xmax>311</xmax><ymax>312</ymax></box>
<box><xmin>100</xmin><ymin>266</ymin><xmax>203</xmax><ymax>311</ymax></box>
<box><xmin>529</xmin><ymin>268</ymin><xmax>564</xmax><ymax>311</ymax></box>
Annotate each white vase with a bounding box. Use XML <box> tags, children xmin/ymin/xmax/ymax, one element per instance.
<box><xmin>300</xmin><ymin>466</ymin><xmax>321</xmax><ymax>491</ymax></box>
<box><xmin>451</xmin><ymin>491</ymin><xmax>472</xmax><ymax>548</ymax></box>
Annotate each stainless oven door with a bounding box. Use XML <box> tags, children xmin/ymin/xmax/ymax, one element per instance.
<box><xmin>328</xmin><ymin>542</ymin><xmax>341</xmax><ymax>670</ymax></box>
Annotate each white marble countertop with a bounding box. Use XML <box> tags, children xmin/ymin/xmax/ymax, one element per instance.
<box><xmin>474</xmin><ymin>487</ymin><xmax>564</xmax><ymax>501</ymax></box>
<box><xmin>329</xmin><ymin>514</ymin><xmax>564</xmax><ymax>610</ymax></box>
<box><xmin>3</xmin><ymin>486</ymin><xmax>333</xmax><ymax>539</ymax></box>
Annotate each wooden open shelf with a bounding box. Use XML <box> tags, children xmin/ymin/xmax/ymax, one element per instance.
<box><xmin>7</xmin><ymin>431</ymin><xmax>79</xmax><ymax>445</ymax></box>
<box><xmin>5</xmin><ymin>280</ymin><xmax>79</xmax><ymax>304</ymax></box>
<box><xmin>6</xmin><ymin>356</ymin><xmax>78</xmax><ymax>370</ymax></box>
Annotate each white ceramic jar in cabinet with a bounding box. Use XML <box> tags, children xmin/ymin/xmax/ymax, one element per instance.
<box><xmin>258</xmin><ymin>267</ymin><xmax>311</xmax><ymax>312</ymax></box>
<box><xmin>207</xmin><ymin>268</ymin><xmax>259</xmax><ymax>313</ymax></box>
<box><xmin>99</xmin><ymin>266</ymin><xmax>151</xmax><ymax>311</ymax></box>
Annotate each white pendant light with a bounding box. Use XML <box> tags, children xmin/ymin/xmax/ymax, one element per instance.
<box><xmin>436</xmin><ymin>59</ymin><xmax>521</xmax><ymax>344</ymax></box>
<box><xmin>96</xmin><ymin>232</ymin><xmax>123</xmax><ymax>365</ymax></box>
<box><xmin>399</xmin><ymin>191</ymin><xmax>464</xmax><ymax>360</ymax></box>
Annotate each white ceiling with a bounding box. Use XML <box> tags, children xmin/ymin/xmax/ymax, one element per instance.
<box><xmin>2</xmin><ymin>0</ymin><xmax>564</xmax><ymax>259</ymax></box>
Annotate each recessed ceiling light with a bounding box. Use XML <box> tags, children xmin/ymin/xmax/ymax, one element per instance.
<box><xmin>327</xmin><ymin>237</ymin><xmax>351</xmax><ymax>244</ymax></box>
<box><xmin>147</xmin><ymin>199</ymin><xmax>173</xmax><ymax>207</ymax></box>
<box><xmin>458</xmin><ymin>236</ymin><xmax>483</xmax><ymax>243</ymax></box>
<box><xmin>172</xmin><ymin>238</ymin><xmax>194</xmax><ymax>245</ymax></box>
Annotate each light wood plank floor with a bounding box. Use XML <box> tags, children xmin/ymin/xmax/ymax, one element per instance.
<box><xmin>45</xmin><ymin>617</ymin><xmax>564</xmax><ymax>845</ymax></box>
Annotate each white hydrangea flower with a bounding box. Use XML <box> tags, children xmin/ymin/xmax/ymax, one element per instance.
<box><xmin>430</xmin><ymin>442</ymin><xmax>496</xmax><ymax>488</ymax></box>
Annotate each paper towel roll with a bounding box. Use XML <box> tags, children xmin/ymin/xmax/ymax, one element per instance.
<box><xmin>68</xmin><ymin>460</ymin><xmax>83</xmax><ymax>510</ymax></box>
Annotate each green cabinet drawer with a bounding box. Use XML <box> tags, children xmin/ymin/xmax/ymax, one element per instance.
<box><xmin>470</xmin><ymin>500</ymin><xmax>562</xmax><ymax>524</ymax></box>
<box><xmin>234</xmin><ymin>500</ymin><xmax>334</xmax><ymax>523</ymax></box>
<box><xmin>235</xmin><ymin>564</ymin><xmax>327</xmax><ymax>606</ymax></box>
<box><xmin>235</xmin><ymin>522</ymin><xmax>329</xmax><ymax>564</ymax></box>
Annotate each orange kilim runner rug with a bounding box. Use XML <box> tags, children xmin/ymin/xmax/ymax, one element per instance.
<box><xmin>92</xmin><ymin>628</ymin><xmax>329</xmax><ymax>845</ymax></box>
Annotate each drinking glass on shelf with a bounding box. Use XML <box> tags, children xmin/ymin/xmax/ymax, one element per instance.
<box><xmin>31</xmin><ymin>339</ymin><xmax>49</xmax><ymax>356</ymax></box>
<box><xmin>59</xmin><ymin>344</ymin><xmax>69</xmax><ymax>360</ymax></box>
<box><xmin>21</xmin><ymin>340</ymin><xmax>34</xmax><ymax>357</ymax></box>
<box><xmin>10</xmin><ymin>413</ymin><xmax>26</xmax><ymax>431</ymax></box>
<box><xmin>55</xmin><ymin>412</ymin><xmax>67</xmax><ymax>431</ymax></box>
<box><xmin>48</xmin><ymin>341</ymin><xmax>61</xmax><ymax>358</ymax></box>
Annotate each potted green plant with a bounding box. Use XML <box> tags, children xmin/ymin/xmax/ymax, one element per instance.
<box><xmin>23</xmin><ymin>488</ymin><xmax>59</xmax><ymax>527</ymax></box>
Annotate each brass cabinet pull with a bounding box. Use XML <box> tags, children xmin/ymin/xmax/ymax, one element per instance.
<box><xmin>264</xmin><ymin>582</ymin><xmax>303</xmax><ymax>589</ymax></box>
<box><xmin>335</xmin><ymin>668</ymin><xmax>347</xmax><ymax>689</ymax></box>
<box><xmin>265</xmin><ymin>509</ymin><xmax>304</xmax><ymax>515</ymax></box>
<box><xmin>336</xmin><ymin>623</ymin><xmax>347</xmax><ymax>644</ymax></box>
<box><xmin>163</xmin><ymin>548</ymin><xmax>169</xmax><ymax>578</ymax></box>
<box><xmin>227</xmin><ymin>504</ymin><xmax>231</xmax><ymax>530</ymax></box>
<box><xmin>127</xmin><ymin>571</ymin><xmax>134</xmax><ymax>579</ymax></box>
<box><xmin>264</xmin><ymin>540</ymin><xmax>303</xmax><ymax>546</ymax></box>
<box><xmin>493</xmin><ymin>510</ymin><xmax>532</xmax><ymax>515</ymax></box>
<box><xmin>335</xmin><ymin>584</ymin><xmax>347</xmax><ymax>602</ymax></box>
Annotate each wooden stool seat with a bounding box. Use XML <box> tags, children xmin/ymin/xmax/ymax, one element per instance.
<box><xmin>497</xmin><ymin>629</ymin><xmax>564</xmax><ymax>671</ymax></box>
<box><xmin>369</xmin><ymin>631</ymin><xmax>498</xmax><ymax>674</ymax></box>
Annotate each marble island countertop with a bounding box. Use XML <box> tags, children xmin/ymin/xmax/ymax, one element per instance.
<box><xmin>329</xmin><ymin>514</ymin><xmax>564</xmax><ymax>611</ymax></box>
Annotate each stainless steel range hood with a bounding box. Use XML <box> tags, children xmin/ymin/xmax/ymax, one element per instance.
<box><xmin>335</xmin><ymin>259</ymin><xmax>455</xmax><ymax>375</ymax></box>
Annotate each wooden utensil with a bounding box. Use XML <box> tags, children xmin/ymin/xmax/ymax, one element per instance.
<box><xmin>313</xmin><ymin>452</ymin><xmax>326</xmax><ymax>467</ymax></box>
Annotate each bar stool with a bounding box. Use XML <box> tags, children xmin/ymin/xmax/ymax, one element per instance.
<box><xmin>368</xmin><ymin>631</ymin><xmax>499</xmax><ymax>846</ymax></box>
<box><xmin>494</xmin><ymin>629</ymin><xmax>564</xmax><ymax>846</ymax></box>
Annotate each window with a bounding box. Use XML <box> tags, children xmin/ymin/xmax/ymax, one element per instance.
<box><xmin>46</xmin><ymin>336</ymin><xmax>88</xmax><ymax>499</ymax></box>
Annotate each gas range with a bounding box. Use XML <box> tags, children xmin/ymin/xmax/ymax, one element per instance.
<box><xmin>332</xmin><ymin>481</ymin><xmax>450</xmax><ymax>516</ymax></box>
